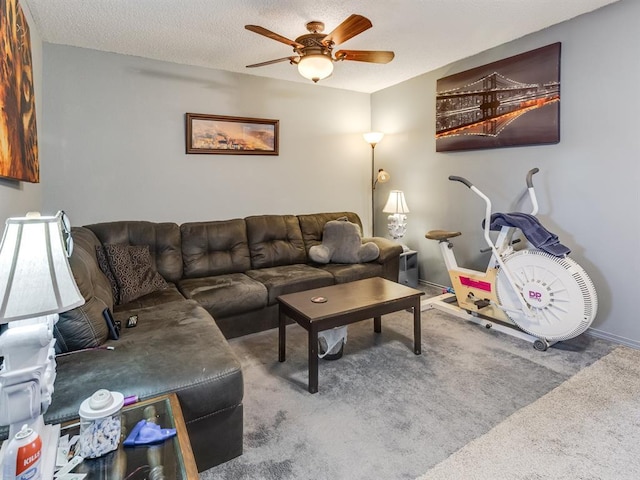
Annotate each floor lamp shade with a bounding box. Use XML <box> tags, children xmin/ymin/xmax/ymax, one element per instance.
<box><xmin>363</xmin><ymin>132</ymin><xmax>384</xmax><ymax>146</ymax></box>
<box><xmin>0</xmin><ymin>212</ymin><xmax>84</xmax><ymax>322</ymax></box>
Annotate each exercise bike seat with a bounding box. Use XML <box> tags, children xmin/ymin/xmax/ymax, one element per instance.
<box><xmin>425</xmin><ymin>230</ymin><xmax>462</xmax><ymax>241</ymax></box>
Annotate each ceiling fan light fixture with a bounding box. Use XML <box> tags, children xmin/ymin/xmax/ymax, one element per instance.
<box><xmin>297</xmin><ymin>54</ymin><xmax>334</xmax><ymax>83</ymax></box>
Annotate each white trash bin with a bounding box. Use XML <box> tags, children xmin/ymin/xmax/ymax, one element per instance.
<box><xmin>318</xmin><ymin>326</ymin><xmax>347</xmax><ymax>360</ymax></box>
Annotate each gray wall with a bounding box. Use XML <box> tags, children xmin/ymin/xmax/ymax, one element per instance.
<box><xmin>22</xmin><ymin>0</ymin><xmax>640</xmax><ymax>346</ymax></box>
<box><xmin>41</xmin><ymin>46</ymin><xmax>372</xmax><ymax>226</ymax></box>
<box><xmin>0</xmin><ymin>3</ymin><xmax>43</xmax><ymax>222</ymax></box>
<box><xmin>371</xmin><ymin>0</ymin><xmax>640</xmax><ymax>346</ymax></box>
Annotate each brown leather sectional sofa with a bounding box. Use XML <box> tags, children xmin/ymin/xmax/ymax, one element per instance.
<box><xmin>45</xmin><ymin>211</ymin><xmax>402</xmax><ymax>471</ymax></box>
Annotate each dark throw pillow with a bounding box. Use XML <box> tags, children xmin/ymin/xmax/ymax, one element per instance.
<box><xmin>96</xmin><ymin>245</ymin><xmax>120</xmax><ymax>302</ymax></box>
<box><xmin>102</xmin><ymin>244</ymin><xmax>169</xmax><ymax>305</ymax></box>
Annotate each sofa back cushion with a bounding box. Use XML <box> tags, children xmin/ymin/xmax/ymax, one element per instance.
<box><xmin>298</xmin><ymin>212</ymin><xmax>363</xmax><ymax>254</ymax></box>
<box><xmin>54</xmin><ymin>227</ymin><xmax>113</xmax><ymax>353</ymax></box>
<box><xmin>245</xmin><ymin>215</ymin><xmax>306</xmax><ymax>269</ymax></box>
<box><xmin>180</xmin><ymin>219</ymin><xmax>251</xmax><ymax>278</ymax></box>
<box><xmin>85</xmin><ymin>221</ymin><xmax>183</xmax><ymax>283</ymax></box>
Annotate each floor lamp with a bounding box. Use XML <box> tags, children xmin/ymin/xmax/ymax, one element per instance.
<box><xmin>363</xmin><ymin>132</ymin><xmax>390</xmax><ymax>236</ymax></box>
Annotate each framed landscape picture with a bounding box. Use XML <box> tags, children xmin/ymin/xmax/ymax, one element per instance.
<box><xmin>436</xmin><ymin>43</ymin><xmax>561</xmax><ymax>152</ymax></box>
<box><xmin>186</xmin><ymin>113</ymin><xmax>279</xmax><ymax>155</ymax></box>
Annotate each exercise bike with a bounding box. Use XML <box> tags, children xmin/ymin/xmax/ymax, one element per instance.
<box><xmin>423</xmin><ymin>168</ymin><xmax>598</xmax><ymax>351</ymax></box>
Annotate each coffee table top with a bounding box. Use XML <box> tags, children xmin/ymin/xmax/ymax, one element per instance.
<box><xmin>277</xmin><ymin>277</ymin><xmax>424</xmax><ymax>322</ymax></box>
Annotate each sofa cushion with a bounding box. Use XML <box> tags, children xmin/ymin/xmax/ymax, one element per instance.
<box><xmin>53</xmin><ymin>227</ymin><xmax>114</xmax><ymax>353</ymax></box>
<box><xmin>85</xmin><ymin>221</ymin><xmax>183</xmax><ymax>283</ymax></box>
<box><xmin>115</xmin><ymin>284</ymin><xmax>186</xmax><ymax>311</ymax></box>
<box><xmin>245</xmin><ymin>215</ymin><xmax>306</xmax><ymax>269</ymax></box>
<box><xmin>178</xmin><ymin>273</ymin><xmax>267</xmax><ymax>318</ymax></box>
<box><xmin>181</xmin><ymin>219</ymin><xmax>251</xmax><ymax>278</ymax></box>
<box><xmin>54</xmin><ymin>296</ymin><xmax>110</xmax><ymax>353</ymax></box>
<box><xmin>48</xmin><ymin>300</ymin><xmax>243</xmax><ymax>430</ymax></box>
<box><xmin>298</xmin><ymin>212</ymin><xmax>363</xmax><ymax>254</ymax></box>
<box><xmin>245</xmin><ymin>264</ymin><xmax>334</xmax><ymax>305</ymax></box>
<box><xmin>66</xmin><ymin>227</ymin><xmax>114</xmax><ymax>310</ymax></box>
<box><xmin>318</xmin><ymin>262</ymin><xmax>384</xmax><ymax>284</ymax></box>
<box><xmin>102</xmin><ymin>244</ymin><xmax>169</xmax><ymax>304</ymax></box>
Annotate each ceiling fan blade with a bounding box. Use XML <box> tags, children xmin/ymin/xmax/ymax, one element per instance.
<box><xmin>334</xmin><ymin>50</ymin><xmax>395</xmax><ymax>63</ymax></box>
<box><xmin>322</xmin><ymin>14</ymin><xmax>372</xmax><ymax>46</ymax></box>
<box><xmin>246</xmin><ymin>56</ymin><xmax>299</xmax><ymax>68</ymax></box>
<box><xmin>245</xmin><ymin>25</ymin><xmax>304</xmax><ymax>49</ymax></box>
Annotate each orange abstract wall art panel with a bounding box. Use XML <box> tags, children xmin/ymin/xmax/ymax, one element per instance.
<box><xmin>1</xmin><ymin>0</ymin><xmax>39</xmax><ymax>182</ymax></box>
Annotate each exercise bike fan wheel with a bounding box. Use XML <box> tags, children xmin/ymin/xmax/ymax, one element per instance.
<box><xmin>496</xmin><ymin>249</ymin><xmax>598</xmax><ymax>348</ymax></box>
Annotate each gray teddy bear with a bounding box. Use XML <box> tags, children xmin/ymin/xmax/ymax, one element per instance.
<box><xmin>309</xmin><ymin>218</ymin><xmax>380</xmax><ymax>264</ymax></box>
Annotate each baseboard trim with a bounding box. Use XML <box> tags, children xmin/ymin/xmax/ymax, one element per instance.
<box><xmin>585</xmin><ymin>328</ymin><xmax>640</xmax><ymax>350</ymax></box>
<box><xmin>418</xmin><ymin>279</ymin><xmax>445</xmax><ymax>289</ymax></box>
<box><xmin>418</xmin><ymin>279</ymin><xmax>637</xmax><ymax>350</ymax></box>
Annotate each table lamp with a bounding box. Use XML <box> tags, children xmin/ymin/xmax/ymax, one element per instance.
<box><xmin>0</xmin><ymin>211</ymin><xmax>84</xmax><ymax>476</ymax></box>
<box><xmin>383</xmin><ymin>190</ymin><xmax>410</xmax><ymax>243</ymax></box>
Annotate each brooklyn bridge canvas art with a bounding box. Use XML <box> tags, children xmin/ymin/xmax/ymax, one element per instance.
<box><xmin>436</xmin><ymin>43</ymin><xmax>560</xmax><ymax>152</ymax></box>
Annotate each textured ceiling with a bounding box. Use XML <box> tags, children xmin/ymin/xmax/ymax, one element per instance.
<box><xmin>23</xmin><ymin>0</ymin><xmax>620</xmax><ymax>93</ymax></box>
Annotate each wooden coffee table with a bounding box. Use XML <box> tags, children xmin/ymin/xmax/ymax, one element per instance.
<box><xmin>277</xmin><ymin>277</ymin><xmax>425</xmax><ymax>393</ymax></box>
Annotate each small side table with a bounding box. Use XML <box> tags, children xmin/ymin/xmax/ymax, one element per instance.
<box><xmin>399</xmin><ymin>250</ymin><xmax>419</xmax><ymax>288</ymax></box>
<box><xmin>59</xmin><ymin>393</ymin><xmax>198</xmax><ymax>479</ymax></box>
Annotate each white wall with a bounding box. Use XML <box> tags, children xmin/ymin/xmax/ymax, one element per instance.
<box><xmin>41</xmin><ymin>45</ymin><xmax>372</xmax><ymax>225</ymax></box>
<box><xmin>371</xmin><ymin>0</ymin><xmax>640</xmax><ymax>346</ymax></box>
<box><xmin>0</xmin><ymin>2</ymin><xmax>43</xmax><ymax>223</ymax></box>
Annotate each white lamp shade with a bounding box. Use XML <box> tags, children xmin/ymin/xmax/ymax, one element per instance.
<box><xmin>363</xmin><ymin>132</ymin><xmax>384</xmax><ymax>145</ymax></box>
<box><xmin>383</xmin><ymin>190</ymin><xmax>410</xmax><ymax>214</ymax></box>
<box><xmin>377</xmin><ymin>169</ymin><xmax>391</xmax><ymax>184</ymax></box>
<box><xmin>0</xmin><ymin>212</ymin><xmax>84</xmax><ymax>322</ymax></box>
<box><xmin>297</xmin><ymin>55</ymin><xmax>334</xmax><ymax>82</ymax></box>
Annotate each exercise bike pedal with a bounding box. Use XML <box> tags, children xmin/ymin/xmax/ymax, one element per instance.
<box><xmin>473</xmin><ymin>298</ymin><xmax>491</xmax><ymax>309</ymax></box>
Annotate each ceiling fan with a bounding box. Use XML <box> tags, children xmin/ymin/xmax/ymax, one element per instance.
<box><xmin>245</xmin><ymin>14</ymin><xmax>394</xmax><ymax>83</ymax></box>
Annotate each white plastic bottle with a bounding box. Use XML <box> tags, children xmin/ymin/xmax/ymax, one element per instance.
<box><xmin>78</xmin><ymin>389</ymin><xmax>124</xmax><ymax>458</ymax></box>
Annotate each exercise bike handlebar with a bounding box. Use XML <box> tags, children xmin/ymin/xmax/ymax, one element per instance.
<box><xmin>449</xmin><ymin>168</ymin><xmax>541</xmax><ymax>251</ymax></box>
<box><xmin>448</xmin><ymin>175</ymin><xmax>494</xmax><ymax>251</ymax></box>
<box><xmin>450</xmin><ymin>169</ymin><xmax>539</xmax><ymax>190</ymax></box>
<box><xmin>526</xmin><ymin>168</ymin><xmax>539</xmax><ymax>188</ymax></box>
<box><xmin>448</xmin><ymin>175</ymin><xmax>473</xmax><ymax>188</ymax></box>
<box><xmin>526</xmin><ymin>168</ymin><xmax>539</xmax><ymax>215</ymax></box>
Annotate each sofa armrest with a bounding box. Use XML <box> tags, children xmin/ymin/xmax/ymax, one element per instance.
<box><xmin>361</xmin><ymin>237</ymin><xmax>402</xmax><ymax>282</ymax></box>
<box><xmin>362</xmin><ymin>237</ymin><xmax>403</xmax><ymax>264</ymax></box>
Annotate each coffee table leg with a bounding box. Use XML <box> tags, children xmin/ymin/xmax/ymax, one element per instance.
<box><xmin>374</xmin><ymin>316</ymin><xmax>381</xmax><ymax>333</ymax></box>
<box><xmin>279</xmin><ymin>308</ymin><xmax>286</xmax><ymax>362</ymax></box>
<box><xmin>413</xmin><ymin>299</ymin><xmax>421</xmax><ymax>355</ymax></box>
<box><xmin>308</xmin><ymin>326</ymin><xmax>319</xmax><ymax>394</ymax></box>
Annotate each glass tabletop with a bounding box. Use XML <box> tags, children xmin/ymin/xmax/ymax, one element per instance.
<box><xmin>60</xmin><ymin>394</ymin><xmax>195</xmax><ymax>480</ymax></box>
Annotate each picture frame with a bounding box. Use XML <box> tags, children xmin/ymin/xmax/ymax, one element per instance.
<box><xmin>435</xmin><ymin>42</ymin><xmax>561</xmax><ymax>152</ymax></box>
<box><xmin>186</xmin><ymin>113</ymin><xmax>279</xmax><ymax>155</ymax></box>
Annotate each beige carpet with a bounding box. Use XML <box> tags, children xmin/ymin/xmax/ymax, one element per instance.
<box><xmin>417</xmin><ymin>346</ymin><xmax>640</xmax><ymax>480</ymax></box>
